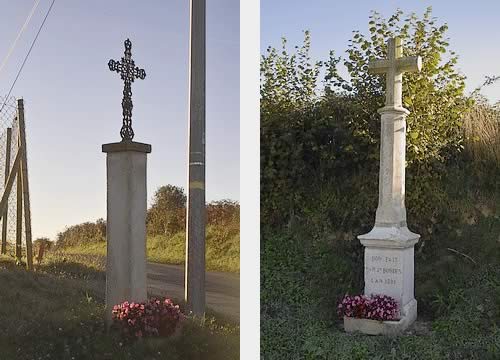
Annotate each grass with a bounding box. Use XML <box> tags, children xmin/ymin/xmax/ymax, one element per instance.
<box><xmin>59</xmin><ymin>225</ymin><xmax>240</xmax><ymax>273</ymax></box>
<box><xmin>261</xmin><ymin>231</ymin><xmax>500</xmax><ymax>359</ymax></box>
<box><xmin>463</xmin><ymin>102</ymin><xmax>500</xmax><ymax>167</ymax></box>
<box><xmin>0</xmin><ymin>253</ymin><xmax>239</xmax><ymax>360</ymax></box>
<box><xmin>261</xmin><ymin>164</ymin><xmax>500</xmax><ymax>359</ymax></box>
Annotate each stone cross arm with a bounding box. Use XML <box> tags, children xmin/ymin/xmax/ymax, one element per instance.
<box><xmin>368</xmin><ymin>37</ymin><xmax>422</xmax><ymax>108</ymax></box>
<box><xmin>368</xmin><ymin>55</ymin><xmax>421</xmax><ymax>74</ymax></box>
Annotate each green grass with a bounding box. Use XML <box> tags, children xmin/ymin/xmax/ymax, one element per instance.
<box><xmin>0</xmin><ymin>254</ymin><xmax>239</xmax><ymax>360</ymax></box>
<box><xmin>261</xmin><ymin>165</ymin><xmax>500</xmax><ymax>359</ymax></box>
<box><xmin>59</xmin><ymin>225</ymin><xmax>240</xmax><ymax>273</ymax></box>
<box><xmin>261</xmin><ymin>230</ymin><xmax>500</xmax><ymax>359</ymax></box>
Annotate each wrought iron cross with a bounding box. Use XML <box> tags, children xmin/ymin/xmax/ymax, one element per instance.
<box><xmin>108</xmin><ymin>38</ymin><xmax>146</xmax><ymax>141</ymax></box>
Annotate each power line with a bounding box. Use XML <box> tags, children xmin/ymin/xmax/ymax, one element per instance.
<box><xmin>0</xmin><ymin>0</ymin><xmax>56</xmax><ymax>115</ymax></box>
<box><xmin>0</xmin><ymin>0</ymin><xmax>42</xmax><ymax>78</ymax></box>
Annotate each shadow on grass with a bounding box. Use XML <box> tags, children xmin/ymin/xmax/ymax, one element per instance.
<box><xmin>0</xmin><ymin>255</ymin><xmax>239</xmax><ymax>360</ymax></box>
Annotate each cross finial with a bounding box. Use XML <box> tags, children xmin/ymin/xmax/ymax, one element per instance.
<box><xmin>108</xmin><ymin>38</ymin><xmax>146</xmax><ymax>141</ymax></box>
<box><xmin>368</xmin><ymin>37</ymin><xmax>422</xmax><ymax>109</ymax></box>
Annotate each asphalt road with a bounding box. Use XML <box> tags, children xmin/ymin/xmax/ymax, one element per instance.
<box><xmin>146</xmin><ymin>262</ymin><xmax>240</xmax><ymax>321</ymax></box>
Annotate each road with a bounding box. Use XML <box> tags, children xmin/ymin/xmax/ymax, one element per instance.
<box><xmin>146</xmin><ymin>262</ymin><xmax>240</xmax><ymax>321</ymax></box>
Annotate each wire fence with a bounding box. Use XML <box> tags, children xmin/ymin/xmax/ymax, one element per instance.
<box><xmin>0</xmin><ymin>96</ymin><xmax>25</xmax><ymax>252</ymax></box>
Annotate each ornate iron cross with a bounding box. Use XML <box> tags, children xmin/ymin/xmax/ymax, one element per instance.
<box><xmin>108</xmin><ymin>38</ymin><xmax>146</xmax><ymax>141</ymax></box>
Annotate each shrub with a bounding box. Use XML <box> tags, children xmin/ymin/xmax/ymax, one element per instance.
<box><xmin>260</xmin><ymin>8</ymin><xmax>475</xmax><ymax>229</ymax></box>
<box><xmin>55</xmin><ymin>219</ymin><xmax>106</xmax><ymax>248</ymax></box>
<box><xmin>112</xmin><ymin>298</ymin><xmax>184</xmax><ymax>339</ymax></box>
<box><xmin>337</xmin><ymin>294</ymin><xmax>399</xmax><ymax>321</ymax></box>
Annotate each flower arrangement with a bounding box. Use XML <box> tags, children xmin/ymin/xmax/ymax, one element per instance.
<box><xmin>112</xmin><ymin>298</ymin><xmax>184</xmax><ymax>339</ymax></box>
<box><xmin>337</xmin><ymin>294</ymin><xmax>399</xmax><ymax>321</ymax></box>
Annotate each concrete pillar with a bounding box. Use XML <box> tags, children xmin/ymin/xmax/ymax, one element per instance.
<box><xmin>102</xmin><ymin>140</ymin><xmax>151</xmax><ymax>324</ymax></box>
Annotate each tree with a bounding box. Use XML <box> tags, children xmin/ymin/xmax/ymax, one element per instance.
<box><xmin>34</xmin><ymin>237</ymin><xmax>52</xmax><ymax>251</ymax></box>
<box><xmin>146</xmin><ymin>185</ymin><xmax>187</xmax><ymax>236</ymax></box>
<box><xmin>329</xmin><ymin>7</ymin><xmax>473</xmax><ymax>165</ymax></box>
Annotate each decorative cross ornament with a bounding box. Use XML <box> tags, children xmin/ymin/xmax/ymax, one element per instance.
<box><xmin>368</xmin><ymin>37</ymin><xmax>421</xmax><ymax>108</ymax></box>
<box><xmin>108</xmin><ymin>39</ymin><xmax>146</xmax><ymax>141</ymax></box>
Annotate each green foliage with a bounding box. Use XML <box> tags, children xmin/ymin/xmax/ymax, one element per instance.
<box><xmin>147</xmin><ymin>225</ymin><xmax>240</xmax><ymax>273</ymax></box>
<box><xmin>332</xmin><ymin>7</ymin><xmax>473</xmax><ymax>165</ymax></box>
<box><xmin>56</xmin><ymin>218</ymin><xmax>106</xmax><ymax>248</ymax></box>
<box><xmin>147</xmin><ymin>185</ymin><xmax>186</xmax><ymax>237</ymax></box>
<box><xmin>261</xmin><ymin>31</ymin><xmax>323</xmax><ymax>113</ymax></box>
<box><xmin>57</xmin><ymin>226</ymin><xmax>240</xmax><ymax>273</ymax></box>
<box><xmin>54</xmin><ymin>185</ymin><xmax>240</xmax><ymax>272</ymax></box>
<box><xmin>261</xmin><ymin>8</ymin><xmax>476</xmax><ymax>230</ymax></box>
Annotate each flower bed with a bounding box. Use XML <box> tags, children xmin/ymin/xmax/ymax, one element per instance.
<box><xmin>337</xmin><ymin>294</ymin><xmax>399</xmax><ymax>321</ymax></box>
<box><xmin>112</xmin><ymin>298</ymin><xmax>184</xmax><ymax>339</ymax></box>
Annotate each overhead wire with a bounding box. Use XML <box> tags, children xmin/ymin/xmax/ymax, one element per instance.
<box><xmin>0</xmin><ymin>0</ymin><xmax>42</xmax><ymax>78</ymax></box>
<box><xmin>0</xmin><ymin>0</ymin><xmax>56</xmax><ymax>114</ymax></box>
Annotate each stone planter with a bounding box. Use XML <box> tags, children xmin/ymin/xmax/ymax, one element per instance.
<box><xmin>343</xmin><ymin>316</ymin><xmax>408</xmax><ymax>336</ymax></box>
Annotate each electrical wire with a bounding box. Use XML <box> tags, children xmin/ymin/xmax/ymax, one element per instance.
<box><xmin>0</xmin><ymin>0</ymin><xmax>56</xmax><ymax>114</ymax></box>
<box><xmin>0</xmin><ymin>0</ymin><xmax>42</xmax><ymax>78</ymax></box>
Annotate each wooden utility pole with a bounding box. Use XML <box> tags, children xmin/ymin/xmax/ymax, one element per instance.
<box><xmin>185</xmin><ymin>0</ymin><xmax>206</xmax><ymax>316</ymax></box>
<box><xmin>17</xmin><ymin>99</ymin><xmax>33</xmax><ymax>270</ymax></box>
<box><xmin>1</xmin><ymin>128</ymin><xmax>11</xmax><ymax>254</ymax></box>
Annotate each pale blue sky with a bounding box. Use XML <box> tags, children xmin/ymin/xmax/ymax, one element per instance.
<box><xmin>0</xmin><ymin>1</ymin><xmax>239</xmax><ymax>239</ymax></box>
<box><xmin>261</xmin><ymin>0</ymin><xmax>500</xmax><ymax>102</ymax></box>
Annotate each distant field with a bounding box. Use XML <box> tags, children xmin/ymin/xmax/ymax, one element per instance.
<box><xmin>59</xmin><ymin>227</ymin><xmax>240</xmax><ymax>273</ymax></box>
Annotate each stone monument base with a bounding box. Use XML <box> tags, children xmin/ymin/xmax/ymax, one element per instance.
<box><xmin>343</xmin><ymin>299</ymin><xmax>417</xmax><ymax>336</ymax></box>
<box><xmin>356</xmin><ymin>225</ymin><xmax>419</xmax><ymax>335</ymax></box>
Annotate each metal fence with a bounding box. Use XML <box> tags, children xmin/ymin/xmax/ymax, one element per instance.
<box><xmin>0</xmin><ymin>96</ymin><xmax>25</xmax><ymax>251</ymax></box>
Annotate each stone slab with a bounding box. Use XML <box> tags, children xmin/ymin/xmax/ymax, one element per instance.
<box><xmin>359</xmin><ymin>225</ymin><xmax>419</xmax><ymax>248</ymax></box>
<box><xmin>102</xmin><ymin>140</ymin><xmax>151</xmax><ymax>154</ymax></box>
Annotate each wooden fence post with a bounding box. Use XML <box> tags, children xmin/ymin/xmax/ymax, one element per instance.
<box><xmin>16</xmin><ymin>139</ymin><xmax>22</xmax><ymax>262</ymax></box>
<box><xmin>17</xmin><ymin>99</ymin><xmax>33</xmax><ymax>270</ymax></box>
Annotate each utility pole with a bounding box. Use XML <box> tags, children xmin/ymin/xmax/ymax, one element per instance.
<box><xmin>185</xmin><ymin>0</ymin><xmax>206</xmax><ymax>316</ymax></box>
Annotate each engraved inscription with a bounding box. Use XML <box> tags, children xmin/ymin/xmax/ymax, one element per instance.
<box><xmin>365</xmin><ymin>255</ymin><xmax>402</xmax><ymax>288</ymax></box>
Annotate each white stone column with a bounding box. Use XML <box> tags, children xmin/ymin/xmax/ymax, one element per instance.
<box><xmin>102</xmin><ymin>141</ymin><xmax>151</xmax><ymax>325</ymax></box>
<box><xmin>358</xmin><ymin>106</ymin><xmax>419</xmax><ymax>333</ymax></box>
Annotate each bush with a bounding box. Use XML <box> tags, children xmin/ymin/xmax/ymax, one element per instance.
<box><xmin>112</xmin><ymin>298</ymin><xmax>184</xmax><ymax>339</ymax></box>
<box><xmin>55</xmin><ymin>219</ymin><xmax>106</xmax><ymax>248</ymax></box>
<box><xmin>260</xmin><ymin>7</ymin><xmax>475</xmax><ymax>229</ymax></box>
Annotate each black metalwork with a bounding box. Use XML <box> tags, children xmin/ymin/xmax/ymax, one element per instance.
<box><xmin>108</xmin><ymin>38</ymin><xmax>146</xmax><ymax>141</ymax></box>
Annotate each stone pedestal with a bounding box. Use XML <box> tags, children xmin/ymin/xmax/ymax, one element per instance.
<box><xmin>102</xmin><ymin>140</ymin><xmax>151</xmax><ymax>325</ymax></box>
<box><xmin>358</xmin><ymin>228</ymin><xmax>419</xmax><ymax>333</ymax></box>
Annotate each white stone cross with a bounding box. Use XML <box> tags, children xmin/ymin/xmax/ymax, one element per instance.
<box><xmin>369</xmin><ymin>37</ymin><xmax>421</xmax><ymax>109</ymax></box>
<box><xmin>353</xmin><ymin>37</ymin><xmax>423</xmax><ymax>335</ymax></box>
